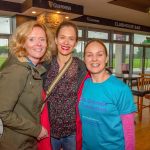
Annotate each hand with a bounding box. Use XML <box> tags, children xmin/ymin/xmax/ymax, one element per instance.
<box><xmin>37</xmin><ymin>126</ymin><xmax>48</xmax><ymax>140</ymax></box>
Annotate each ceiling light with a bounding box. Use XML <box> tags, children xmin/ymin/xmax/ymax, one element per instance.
<box><xmin>32</xmin><ymin>11</ymin><xmax>36</xmax><ymax>14</ymax></box>
<box><xmin>65</xmin><ymin>16</ymin><xmax>69</xmax><ymax>19</ymax></box>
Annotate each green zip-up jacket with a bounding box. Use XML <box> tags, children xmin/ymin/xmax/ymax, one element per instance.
<box><xmin>0</xmin><ymin>55</ymin><xmax>46</xmax><ymax>150</ymax></box>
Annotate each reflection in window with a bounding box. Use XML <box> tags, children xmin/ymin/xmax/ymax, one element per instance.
<box><xmin>0</xmin><ymin>17</ymin><xmax>11</xmax><ymax>34</ymax></box>
<box><xmin>88</xmin><ymin>31</ymin><xmax>108</xmax><ymax>40</ymax></box>
<box><xmin>113</xmin><ymin>33</ymin><xmax>129</xmax><ymax>42</ymax></box>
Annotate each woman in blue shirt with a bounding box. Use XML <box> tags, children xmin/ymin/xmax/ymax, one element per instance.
<box><xmin>78</xmin><ymin>39</ymin><xmax>136</xmax><ymax>150</ymax></box>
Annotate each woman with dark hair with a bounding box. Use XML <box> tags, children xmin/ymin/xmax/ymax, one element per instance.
<box><xmin>38</xmin><ymin>21</ymin><xmax>87</xmax><ymax>150</ymax></box>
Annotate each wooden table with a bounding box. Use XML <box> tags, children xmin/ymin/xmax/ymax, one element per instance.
<box><xmin>114</xmin><ymin>73</ymin><xmax>141</xmax><ymax>88</ymax></box>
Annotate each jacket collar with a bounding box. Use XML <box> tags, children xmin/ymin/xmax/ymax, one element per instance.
<box><xmin>3</xmin><ymin>55</ymin><xmax>47</xmax><ymax>79</ymax></box>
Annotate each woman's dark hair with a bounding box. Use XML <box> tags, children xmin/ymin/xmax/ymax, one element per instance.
<box><xmin>55</xmin><ymin>21</ymin><xmax>78</xmax><ymax>42</ymax></box>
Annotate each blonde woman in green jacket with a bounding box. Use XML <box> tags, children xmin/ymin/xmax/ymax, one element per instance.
<box><xmin>0</xmin><ymin>21</ymin><xmax>55</xmax><ymax>150</ymax></box>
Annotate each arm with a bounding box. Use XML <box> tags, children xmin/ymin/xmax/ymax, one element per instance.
<box><xmin>120</xmin><ymin>113</ymin><xmax>135</xmax><ymax>150</ymax></box>
<box><xmin>115</xmin><ymin>83</ymin><xmax>136</xmax><ymax>150</ymax></box>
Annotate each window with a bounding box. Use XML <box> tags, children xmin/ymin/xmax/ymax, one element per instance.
<box><xmin>134</xmin><ymin>34</ymin><xmax>150</xmax><ymax>45</ymax></box>
<box><xmin>78</xmin><ymin>29</ymin><xmax>83</xmax><ymax>38</ymax></box>
<box><xmin>0</xmin><ymin>38</ymin><xmax>8</xmax><ymax>67</ymax></box>
<box><xmin>0</xmin><ymin>17</ymin><xmax>11</xmax><ymax>34</ymax></box>
<box><xmin>145</xmin><ymin>47</ymin><xmax>150</xmax><ymax>73</ymax></box>
<box><xmin>112</xmin><ymin>44</ymin><xmax>130</xmax><ymax>73</ymax></box>
<box><xmin>73</xmin><ymin>41</ymin><xmax>85</xmax><ymax>60</ymax></box>
<box><xmin>133</xmin><ymin>46</ymin><xmax>143</xmax><ymax>73</ymax></box>
<box><xmin>0</xmin><ymin>17</ymin><xmax>12</xmax><ymax>67</ymax></box>
<box><xmin>112</xmin><ymin>33</ymin><xmax>130</xmax><ymax>42</ymax></box>
<box><xmin>87</xmin><ymin>30</ymin><xmax>108</xmax><ymax>40</ymax></box>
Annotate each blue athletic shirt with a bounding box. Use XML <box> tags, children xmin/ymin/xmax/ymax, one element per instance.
<box><xmin>79</xmin><ymin>75</ymin><xmax>136</xmax><ymax>150</ymax></box>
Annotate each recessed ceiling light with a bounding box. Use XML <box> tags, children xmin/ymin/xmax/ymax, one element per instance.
<box><xmin>65</xmin><ymin>16</ymin><xmax>69</xmax><ymax>19</ymax></box>
<box><xmin>32</xmin><ymin>11</ymin><xmax>36</xmax><ymax>14</ymax></box>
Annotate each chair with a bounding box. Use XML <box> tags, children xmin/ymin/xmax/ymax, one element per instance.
<box><xmin>139</xmin><ymin>73</ymin><xmax>150</xmax><ymax>78</ymax></box>
<box><xmin>139</xmin><ymin>77</ymin><xmax>150</xmax><ymax>100</ymax></box>
<box><xmin>133</xmin><ymin>76</ymin><xmax>150</xmax><ymax>121</ymax></box>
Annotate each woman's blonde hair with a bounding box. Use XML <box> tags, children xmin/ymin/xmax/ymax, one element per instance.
<box><xmin>9</xmin><ymin>20</ymin><xmax>56</xmax><ymax>62</ymax></box>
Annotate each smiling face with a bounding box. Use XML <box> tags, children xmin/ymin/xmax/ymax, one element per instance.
<box><xmin>84</xmin><ymin>41</ymin><xmax>108</xmax><ymax>75</ymax></box>
<box><xmin>55</xmin><ymin>26</ymin><xmax>77</xmax><ymax>57</ymax></box>
<box><xmin>23</xmin><ymin>26</ymin><xmax>47</xmax><ymax>65</ymax></box>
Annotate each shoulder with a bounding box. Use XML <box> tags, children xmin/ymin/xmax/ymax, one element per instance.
<box><xmin>0</xmin><ymin>63</ymin><xmax>30</xmax><ymax>83</ymax></box>
<box><xmin>109</xmin><ymin>75</ymin><xmax>124</xmax><ymax>85</ymax></box>
<box><xmin>107</xmin><ymin>75</ymin><xmax>130</xmax><ymax>92</ymax></box>
<box><xmin>1</xmin><ymin>55</ymin><xmax>29</xmax><ymax>74</ymax></box>
<box><xmin>5</xmin><ymin>62</ymin><xmax>28</xmax><ymax>72</ymax></box>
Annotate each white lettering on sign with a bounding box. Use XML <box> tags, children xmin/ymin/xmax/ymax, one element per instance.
<box><xmin>48</xmin><ymin>1</ymin><xmax>71</xmax><ymax>11</ymax></box>
<box><xmin>87</xmin><ymin>17</ymin><xmax>100</xmax><ymax>23</ymax></box>
<box><xmin>115</xmin><ymin>21</ymin><xmax>141</xmax><ymax>30</ymax></box>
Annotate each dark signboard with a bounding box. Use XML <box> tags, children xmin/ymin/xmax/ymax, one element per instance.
<box><xmin>33</xmin><ymin>0</ymin><xmax>83</xmax><ymax>15</ymax></box>
<box><xmin>0</xmin><ymin>1</ymin><xmax>21</xmax><ymax>13</ymax></box>
<box><xmin>0</xmin><ymin>0</ymin><xmax>83</xmax><ymax>15</ymax></box>
<box><xmin>72</xmin><ymin>15</ymin><xmax>150</xmax><ymax>32</ymax></box>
